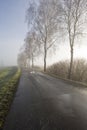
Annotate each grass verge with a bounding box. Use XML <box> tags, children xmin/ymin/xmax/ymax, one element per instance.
<box><xmin>0</xmin><ymin>69</ymin><xmax>9</xmax><ymax>79</ymax></box>
<box><xmin>0</xmin><ymin>68</ymin><xmax>21</xmax><ymax>129</ymax></box>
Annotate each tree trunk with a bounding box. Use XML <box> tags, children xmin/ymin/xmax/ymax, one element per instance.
<box><xmin>28</xmin><ymin>60</ymin><xmax>30</xmax><ymax>68</ymax></box>
<box><xmin>32</xmin><ymin>54</ymin><xmax>34</xmax><ymax>69</ymax></box>
<box><xmin>44</xmin><ymin>52</ymin><xmax>47</xmax><ymax>72</ymax></box>
<box><xmin>44</xmin><ymin>42</ymin><xmax>47</xmax><ymax>72</ymax></box>
<box><xmin>68</xmin><ymin>46</ymin><xmax>73</xmax><ymax>79</ymax></box>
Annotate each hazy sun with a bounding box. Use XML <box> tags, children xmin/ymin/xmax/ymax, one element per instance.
<box><xmin>75</xmin><ymin>46</ymin><xmax>87</xmax><ymax>60</ymax></box>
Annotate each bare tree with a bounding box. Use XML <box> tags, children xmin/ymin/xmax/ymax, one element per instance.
<box><xmin>26</xmin><ymin>0</ymin><xmax>61</xmax><ymax>71</ymax></box>
<box><xmin>24</xmin><ymin>31</ymin><xmax>40</xmax><ymax>69</ymax></box>
<box><xmin>61</xmin><ymin>0</ymin><xmax>87</xmax><ymax>79</ymax></box>
<box><xmin>17</xmin><ymin>52</ymin><xmax>27</xmax><ymax>68</ymax></box>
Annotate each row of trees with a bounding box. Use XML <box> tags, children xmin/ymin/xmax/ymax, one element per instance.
<box><xmin>18</xmin><ymin>0</ymin><xmax>87</xmax><ymax>79</ymax></box>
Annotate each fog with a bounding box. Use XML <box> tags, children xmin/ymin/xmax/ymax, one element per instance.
<box><xmin>0</xmin><ymin>0</ymin><xmax>28</xmax><ymax>66</ymax></box>
<box><xmin>0</xmin><ymin>0</ymin><xmax>87</xmax><ymax>67</ymax></box>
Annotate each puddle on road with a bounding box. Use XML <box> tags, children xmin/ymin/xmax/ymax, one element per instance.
<box><xmin>53</xmin><ymin>94</ymin><xmax>75</xmax><ymax>117</ymax></box>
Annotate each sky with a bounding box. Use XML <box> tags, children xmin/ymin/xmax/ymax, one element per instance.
<box><xmin>0</xmin><ymin>0</ymin><xmax>87</xmax><ymax>67</ymax></box>
<box><xmin>0</xmin><ymin>0</ymin><xmax>28</xmax><ymax>66</ymax></box>
<box><xmin>37</xmin><ymin>40</ymin><xmax>87</xmax><ymax>66</ymax></box>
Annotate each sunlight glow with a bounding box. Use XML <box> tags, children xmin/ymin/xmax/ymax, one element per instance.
<box><xmin>74</xmin><ymin>46</ymin><xmax>87</xmax><ymax>60</ymax></box>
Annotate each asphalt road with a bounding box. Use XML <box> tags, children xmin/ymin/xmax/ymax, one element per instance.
<box><xmin>3</xmin><ymin>70</ymin><xmax>87</xmax><ymax>130</ymax></box>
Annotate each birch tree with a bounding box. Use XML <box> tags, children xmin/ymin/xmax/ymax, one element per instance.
<box><xmin>24</xmin><ymin>31</ymin><xmax>40</xmax><ymax>68</ymax></box>
<box><xmin>61</xmin><ymin>0</ymin><xmax>87</xmax><ymax>79</ymax></box>
<box><xmin>27</xmin><ymin>0</ymin><xmax>61</xmax><ymax>71</ymax></box>
<box><xmin>17</xmin><ymin>52</ymin><xmax>27</xmax><ymax>68</ymax></box>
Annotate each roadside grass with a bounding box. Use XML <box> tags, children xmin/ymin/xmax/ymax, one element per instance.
<box><xmin>0</xmin><ymin>69</ymin><xmax>9</xmax><ymax>79</ymax></box>
<box><xmin>0</xmin><ymin>67</ymin><xmax>18</xmax><ymax>89</ymax></box>
<box><xmin>0</xmin><ymin>68</ymin><xmax>21</xmax><ymax>129</ymax></box>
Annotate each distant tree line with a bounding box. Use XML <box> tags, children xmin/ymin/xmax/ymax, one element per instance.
<box><xmin>18</xmin><ymin>0</ymin><xmax>87</xmax><ymax>79</ymax></box>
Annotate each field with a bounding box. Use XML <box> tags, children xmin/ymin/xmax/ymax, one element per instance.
<box><xmin>0</xmin><ymin>67</ymin><xmax>21</xmax><ymax>129</ymax></box>
<box><xmin>0</xmin><ymin>67</ymin><xmax>17</xmax><ymax>88</ymax></box>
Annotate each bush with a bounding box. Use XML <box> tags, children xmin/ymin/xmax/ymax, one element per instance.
<box><xmin>47</xmin><ymin>59</ymin><xmax>87</xmax><ymax>83</ymax></box>
<box><xmin>47</xmin><ymin>60</ymin><xmax>69</xmax><ymax>79</ymax></box>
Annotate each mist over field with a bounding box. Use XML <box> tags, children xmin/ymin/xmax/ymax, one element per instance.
<box><xmin>0</xmin><ymin>0</ymin><xmax>28</xmax><ymax>67</ymax></box>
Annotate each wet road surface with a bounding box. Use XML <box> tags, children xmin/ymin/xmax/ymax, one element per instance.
<box><xmin>3</xmin><ymin>70</ymin><xmax>87</xmax><ymax>130</ymax></box>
